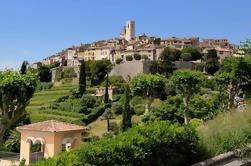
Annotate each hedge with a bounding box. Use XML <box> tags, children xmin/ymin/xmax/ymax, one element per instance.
<box><xmin>82</xmin><ymin>104</ymin><xmax>106</xmax><ymax>124</ymax></box>
<box><xmin>32</xmin><ymin>121</ymin><xmax>201</xmax><ymax>166</ymax></box>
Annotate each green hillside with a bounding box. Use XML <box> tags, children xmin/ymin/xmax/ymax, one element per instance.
<box><xmin>26</xmin><ymin>84</ymin><xmax>85</xmax><ymax>125</ymax></box>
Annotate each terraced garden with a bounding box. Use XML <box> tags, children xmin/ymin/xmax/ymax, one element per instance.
<box><xmin>26</xmin><ymin>84</ymin><xmax>85</xmax><ymax>125</ymax></box>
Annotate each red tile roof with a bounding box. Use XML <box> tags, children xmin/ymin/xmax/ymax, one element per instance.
<box><xmin>16</xmin><ymin>120</ymin><xmax>86</xmax><ymax>132</ymax></box>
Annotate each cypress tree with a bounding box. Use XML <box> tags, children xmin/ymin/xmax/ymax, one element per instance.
<box><xmin>20</xmin><ymin>61</ymin><xmax>29</xmax><ymax>74</ymax></box>
<box><xmin>79</xmin><ymin>59</ymin><xmax>86</xmax><ymax>96</ymax></box>
<box><xmin>104</xmin><ymin>73</ymin><xmax>109</xmax><ymax>103</ymax></box>
<box><xmin>122</xmin><ymin>83</ymin><xmax>132</xmax><ymax>131</ymax></box>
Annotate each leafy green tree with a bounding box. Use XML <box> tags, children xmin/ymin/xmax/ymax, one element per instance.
<box><xmin>240</xmin><ymin>39</ymin><xmax>251</xmax><ymax>54</ymax></box>
<box><xmin>182</xmin><ymin>47</ymin><xmax>202</xmax><ymax>60</ymax></box>
<box><xmin>161</xmin><ymin>47</ymin><xmax>181</xmax><ymax>61</ymax></box>
<box><xmin>38</xmin><ymin>65</ymin><xmax>52</xmax><ymax>82</ymax></box>
<box><xmin>122</xmin><ymin>84</ymin><xmax>132</xmax><ymax>131</ymax></box>
<box><xmin>154</xmin><ymin>47</ymin><xmax>181</xmax><ymax>77</ymax></box>
<box><xmin>215</xmin><ymin>57</ymin><xmax>251</xmax><ymax>109</ymax></box>
<box><xmin>204</xmin><ymin>49</ymin><xmax>220</xmax><ymax>75</ymax></box>
<box><xmin>79</xmin><ymin>60</ymin><xmax>86</xmax><ymax>96</ymax></box>
<box><xmin>180</xmin><ymin>53</ymin><xmax>192</xmax><ymax>61</ymax></box>
<box><xmin>3</xmin><ymin>130</ymin><xmax>20</xmax><ymax>152</ymax></box>
<box><xmin>130</xmin><ymin>74</ymin><xmax>166</xmax><ymax>113</ymax></box>
<box><xmin>0</xmin><ymin>71</ymin><xmax>37</xmax><ymax>142</ymax></box>
<box><xmin>142</xmin><ymin>95</ymin><xmax>184</xmax><ymax>123</ymax></box>
<box><xmin>20</xmin><ymin>61</ymin><xmax>29</xmax><ymax>74</ymax></box>
<box><xmin>86</xmin><ymin>60</ymin><xmax>112</xmax><ymax>86</ymax></box>
<box><xmin>171</xmin><ymin>70</ymin><xmax>203</xmax><ymax>124</ymax></box>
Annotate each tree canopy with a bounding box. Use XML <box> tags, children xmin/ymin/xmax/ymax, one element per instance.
<box><xmin>171</xmin><ymin>70</ymin><xmax>203</xmax><ymax>124</ymax></box>
<box><xmin>215</xmin><ymin>57</ymin><xmax>251</xmax><ymax>108</ymax></box>
<box><xmin>130</xmin><ymin>74</ymin><xmax>166</xmax><ymax>113</ymax></box>
<box><xmin>0</xmin><ymin>71</ymin><xmax>37</xmax><ymax>142</ymax></box>
<box><xmin>182</xmin><ymin>47</ymin><xmax>202</xmax><ymax>61</ymax></box>
<box><xmin>203</xmin><ymin>49</ymin><xmax>220</xmax><ymax>75</ymax></box>
<box><xmin>86</xmin><ymin>60</ymin><xmax>112</xmax><ymax>86</ymax></box>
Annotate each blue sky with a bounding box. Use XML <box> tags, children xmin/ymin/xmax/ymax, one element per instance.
<box><xmin>0</xmin><ymin>0</ymin><xmax>250</xmax><ymax>69</ymax></box>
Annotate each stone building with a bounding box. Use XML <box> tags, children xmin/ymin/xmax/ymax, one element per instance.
<box><xmin>120</xmin><ymin>20</ymin><xmax>136</xmax><ymax>41</ymax></box>
<box><xmin>160</xmin><ymin>37</ymin><xmax>200</xmax><ymax>49</ymax></box>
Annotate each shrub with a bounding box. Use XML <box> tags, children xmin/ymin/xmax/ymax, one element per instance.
<box><xmin>133</xmin><ymin>105</ymin><xmax>145</xmax><ymax>115</ymax></box>
<box><xmin>35</xmin><ymin>82</ymin><xmax>53</xmax><ymax>92</ymax></box>
<box><xmin>189</xmin><ymin>118</ymin><xmax>203</xmax><ymax>128</ymax></box>
<box><xmin>142</xmin><ymin>95</ymin><xmax>184</xmax><ymax>123</ymax></box>
<box><xmin>109</xmin><ymin>121</ymin><xmax>120</xmax><ymax>133</ymax></box>
<box><xmin>54</xmin><ymin>95</ymin><xmax>69</xmax><ymax>103</ymax></box>
<box><xmin>111</xmin><ymin>102</ymin><xmax>123</xmax><ymax>115</ymax></box>
<box><xmin>189</xmin><ymin>95</ymin><xmax>220</xmax><ymax>120</ymax></box>
<box><xmin>130</xmin><ymin>96</ymin><xmax>145</xmax><ymax>115</ymax></box>
<box><xmin>55</xmin><ymin>68</ymin><xmax>63</xmax><ymax>81</ymax></box>
<box><xmin>58</xmin><ymin>99</ymin><xmax>84</xmax><ymax>113</ymax></box>
<box><xmin>62</xmin><ymin>67</ymin><xmax>76</xmax><ymax>78</ymax></box>
<box><xmin>133</xmin><ymin>54</ymin><xmax>141</xmax><ymax>60</ymax></box>
<box><xmin>142</xmin><ymin>54</ymin><xmax>149</xmax><ymax>60</ymax></box>
<box><xmin>115</xmin><ymin>58</ymin><xmax>123</xmax><ymax>64</ymax></box>
<box><xmin>81</xmin><ymin>94</ymin><xmax>96</xmax><ymax>107</ymax></box>
<box><xmin>33</xmin><ymin>121</ymin><xmax>201</xmax><ymax>166</ymax></box>
<box><xmin>126</xmin><ymin>55</ymin><xmax>133</xmax><ymax>61</ymax></box>
<box><xmin>180</xmin><ymin>53</ymin><xmax>192</xmax><ymax>61</ymax></box>
<box><xmin>82</xmin><ymin>104</ymin><xmax>106</xmax><ymax>124</ymax></box>
<box><xmin>182</xmin><ymin>47</ymin><xmax>202</xmax><ymax>61</ymax></box>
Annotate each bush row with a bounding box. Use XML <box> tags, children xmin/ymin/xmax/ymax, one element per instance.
<box><xmin>82</xmin><ymin>104</ymin><xmax>107</xmax><ymax>124</ymax></box>
<box><xmin>33</xmin><ymin>121</ymin><xmax>201</xmax><ymax>166</ymax></box>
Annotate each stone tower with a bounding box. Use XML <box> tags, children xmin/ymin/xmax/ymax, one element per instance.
<box><xmin>120</xmin><ymin>20</ymin><xmax>135</xmax><ymax>41</ymax></box>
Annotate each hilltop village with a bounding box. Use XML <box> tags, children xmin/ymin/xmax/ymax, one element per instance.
<box><xmin>31</xmin><ymin>20</ymin><xmax>240</xmax><ymax>73</ymax></box>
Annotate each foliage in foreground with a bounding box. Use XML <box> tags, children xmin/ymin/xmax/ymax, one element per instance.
<box><xmin>33</xmin><ymin>121</ymin><xmax>200</xmax><ymax>166</ymax></box>
<box><xmin>0</xmin><ymin>71</ymin><xmax>37</xmax><ymax>142</ymax></box>
<box><xmin>198</xmin><ymin>107</ymin><xmax>251</xmax><ymax>157</ymax></box>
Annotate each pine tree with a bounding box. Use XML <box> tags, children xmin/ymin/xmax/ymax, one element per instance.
<box><xmin>122</xmin><ymin>83</ymin><xmax>132</xmax><ymax>131</ymax></box>
<box><xmin>79</xmin><ymin>59</ymin><xmax>86</xmax><ymax>96</ymax></box>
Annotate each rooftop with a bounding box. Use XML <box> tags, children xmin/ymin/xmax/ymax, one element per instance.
<box><xmin>16</xmin><ymin>120</ymin><xmax>86</xmax><ymax>132</ymax></box>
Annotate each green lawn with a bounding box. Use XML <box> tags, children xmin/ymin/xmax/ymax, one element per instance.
<box><xmin>26</xmin><ymin>84</ymin><xmax>85</xmax><ymax>125</ymax></box>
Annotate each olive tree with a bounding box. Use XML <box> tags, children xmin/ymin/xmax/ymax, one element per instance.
<box><xmin>130</xmin><ymin>74</ymin><xmax>166</xmax><ymax>113</ymax></box>
<box><xmin>0</xmin><ymin>71</ymin><xmax>37</xmax><ymax>142</ymax></box>
<box><xmin>171</xmin><ymin>70</ymin><xmax>203</xmax><ymax>124</ymax></box>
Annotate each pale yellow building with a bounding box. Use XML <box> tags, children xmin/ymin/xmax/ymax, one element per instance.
<box><xmin>0</xmin><ymin>120</ymin><xmax>86</xmax><ymax>166</ymax></box>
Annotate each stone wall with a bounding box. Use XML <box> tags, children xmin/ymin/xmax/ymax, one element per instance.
<box><xmin>0</xmin><ymin>159</ymin><xmax>20</xmax><ymax>166</ymax></box>
<box><xmin>110</xmin><ymin>61</ymin><xmax>151</xmax><ymax>80</ymax></box>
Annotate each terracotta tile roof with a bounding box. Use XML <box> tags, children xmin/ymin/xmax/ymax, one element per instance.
<box><xmin>16</xmin><ymin>120</ymin><xmax>86</xmax><ymax>132</ymax></box>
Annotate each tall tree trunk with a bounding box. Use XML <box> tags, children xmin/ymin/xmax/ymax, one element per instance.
<box><xmin>145</xmin><ymin>96</ymin><xmax>154</xmax><ymax>113</ymax></box>
<box><xmin>0</xmin><ymin>124</ymin><xmax>9</xmax><ymax>143</ymax></box>
<box><xmin>107</xmin><ymin>119</ymin><xmax>110</xmax><ymax>132</ymax></box>
<box><xmin>183</xmin><ymin>97</ymin><xmax>190</xmax><ymax>125</ymax></box>
<box><xmin>228</xmin><ymin>83</ymin><xmax>237</xmax><ymax>109</ymax></box>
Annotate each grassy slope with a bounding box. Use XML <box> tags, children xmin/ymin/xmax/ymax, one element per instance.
<box><xmin>198</xmin><ymin>104</ymin><xmax>251</xmax><ymax>157</ymax></box>
<box><xmin>27</xmin><ymin>83</ymin><xmax>142</xmax><ymax>137</ymax></box>
<box><xmin>27</xmin><ymin>84</ymin><xmax>85</xmax><ymax>125</ymax></box>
